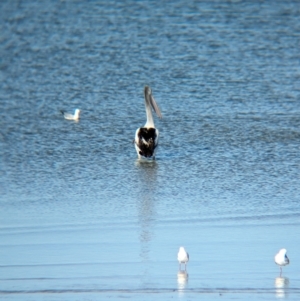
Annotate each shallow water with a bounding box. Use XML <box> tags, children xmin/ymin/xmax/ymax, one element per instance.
<box><xmin>1</xmin><ymin>0</ymin><xmax>300</xmax><ymax>300</ymax></box>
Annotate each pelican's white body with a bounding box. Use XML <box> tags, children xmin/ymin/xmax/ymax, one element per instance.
<box><xmin>135</xmin><ymin>86</ymin><xmax>162</xmax><ymax>159</ymax></box>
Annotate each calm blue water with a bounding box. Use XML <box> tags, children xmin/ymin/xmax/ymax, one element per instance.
<box><xmin>1</xmin><ymin>1</ymin><xmax>300</xmax><ymax>300</ymax></box>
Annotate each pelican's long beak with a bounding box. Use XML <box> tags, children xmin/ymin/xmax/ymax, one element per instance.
<box><xmin>146</xmin><ymin>91</ymin><xmax>162</xmax><ymax>118</ymax></box>
<box><xmin>150</xmin><ymin>94</ymin><xmax>162</xmax><ymax>118</ymax></box>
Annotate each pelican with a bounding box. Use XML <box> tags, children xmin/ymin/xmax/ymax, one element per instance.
<box><xmin>134</xmin><ymin>86</ymin><xmax>162</xmax><ymax>159</ymax></box>
<box><xmin>177</xmin><ymin>247</ymin><xmax>189</xmax><ymax>271</ymax></box>
<box><xmin>61</xmin><ymin>109</ymin><xmax>81</xmax><ymax>121</ymax></box>
<box><xmin>274</xmin><ymin>248</ymin><xmax>289</xmax><ymax>276</ymax></box>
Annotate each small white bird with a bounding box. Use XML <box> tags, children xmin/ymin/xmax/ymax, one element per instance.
<box><xmin>274</xmin><ymin>248</ymin><xmax>289</xmax><ymax>276</ymax></box>
<box><xmin>61</xmin><ymin>109</ymin><xmax>81</xmax><ymax>121</ymax></box>
<box><xmin>177</xmin><ymin>247</ymin><xmax>189</xmax><ymax>271</ymax></box>
<box><xmin>134</xmin><ymin>86</ymin><xmax>162</xmax><ymax>159</ymax></box>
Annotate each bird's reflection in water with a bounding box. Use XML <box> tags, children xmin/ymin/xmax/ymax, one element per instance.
<box><xmin>177</xmin><ymin>270</ymin><xmax>188</xmax><ymax>294</ymax></box>
<box><xmin>135</xmin><ymin>159</ymin><xmax>158</xmax><ymax>263</ymax></box>
<box><xmin>275</xmin><ymin>277</ymin><xmax>289</xmax><ymax>299</ymax></box>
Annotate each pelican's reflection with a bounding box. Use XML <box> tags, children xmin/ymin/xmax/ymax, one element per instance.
<box><xmin>135</xmin><ymin>160</ymin><xmax>158</xmax><ymax>262</ymax></box>
<box><xmin>275</xmin><ymin>277</ymin><xmax>289</xmax><ymax>299</ymax></box>
<box><xmin>177</xmin><ymin>270</ymin><xmax>188</xmax><ymax>292</ymax></box>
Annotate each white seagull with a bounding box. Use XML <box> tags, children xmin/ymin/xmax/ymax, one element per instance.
<box><xmin>177</xmin><ymin>247</ymin><xmax>189</xmax><ymax>271</ymax></box>
<box><xmin>134</xmin><ymin>86</ymin><xmax>162</xmax><ymax>159</ymax></box>
<box><xmin>61</xmin><ymin>109</ymin><xmax>81</xmax><ymax>121</ymax></box>
<box><xmin>274</xmin><ymin>248</ymin><xmax>289</xmax><ymax>276</ymax></box>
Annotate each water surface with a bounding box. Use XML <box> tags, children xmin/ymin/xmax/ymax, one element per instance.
<box><xmin>1</xmin><ymin>1</ymin><xmax>300</xmax><ymax>300</ymax></box>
